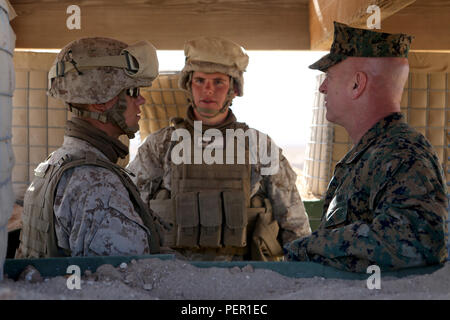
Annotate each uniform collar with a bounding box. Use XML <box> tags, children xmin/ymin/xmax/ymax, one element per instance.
<box><xmin>65</xmin><ymin>117</ymin><xmax>128</xmax><ymax>163</ymax></box>
<box><xmin>342</xmin><ymin>112</ymin><xmax>405</xmax><ymax>164</ymax></box>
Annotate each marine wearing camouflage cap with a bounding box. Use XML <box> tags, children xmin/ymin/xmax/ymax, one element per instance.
<box><xmin>309</xmin><ymin>21</ymin><xmax>413</xmax><ymax>72</ymax></box>
<box><xmin>48</xmin><ymin>37</ymin><xmax>159</xmax><ymax>138</ymax></box>
<box><xmin>284</xmin><ymin>22</ymin><xmax>448</xmax><ymax>272</ymax></box>
<box><xmin>179</xmin><ymin>36</ymin><xmax>249</xmax><ymax>118</ymax></box>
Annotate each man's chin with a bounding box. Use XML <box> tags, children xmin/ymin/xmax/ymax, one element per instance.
<box><xmin>126</xmin><ymin>124</ymin><xmax>140</xmax><ymax>134</ymax></box>
<box><xmin>199</xmin><ymin>106</ymin><xmax>219</xmax><ymax>113</ymax></box>
<box><xmin>194</xmin><ymin>107</ymin><xmax>218</xmax><ymax>118</ymax></box>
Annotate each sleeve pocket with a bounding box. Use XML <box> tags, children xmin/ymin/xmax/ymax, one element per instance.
<box><xmin>324</xmin><ymin>195</ymin><xmax>348</xmax><ymax>228</ymax></box>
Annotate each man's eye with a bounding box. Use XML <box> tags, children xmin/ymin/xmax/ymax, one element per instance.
<box><xmin>214</xmin><ymin>80</ymin><xmax>224</xmax><ymax>85</ymax></box>
<box><xmin>194</xmin><ymin>78</ymin><xmax>204</xmax><ymax>84</ymax></box>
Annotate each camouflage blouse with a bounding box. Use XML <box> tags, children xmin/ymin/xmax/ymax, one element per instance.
<box><xmin>52</xmin><ymin>136</ymin><xmax>151</xmax><ymax>256</ymax></box>
<box><xmin>285</xmin><ymin>113</ymin><xmax>448</xmax><ymax>272</ymax></box>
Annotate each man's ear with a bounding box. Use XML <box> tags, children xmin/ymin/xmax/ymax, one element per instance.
<box><xmin>351</xmin><ymin>71</ymin><xmax>367</xmax><ymax>99</ymax></box>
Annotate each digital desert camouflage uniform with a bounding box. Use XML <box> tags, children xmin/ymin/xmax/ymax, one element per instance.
<box><xmin>16</xmin><ymin>37</ymin><xmax>160</xmax><ymax>258</ymax></box>
<box><xmin>48</xmin><ymin>134</ymin><xmax>151</xmax><ymax>256</ymax></box>
<box><xmin>128</xmin><ymin>37</ymin><xmax>311</xmax><ymax>261</ymax></box>
<box><xmin>128</xmin><ymin>108</ymin><xmax>311</xmax><ymax>247</ymax></box>
<box><xmin>284</xmin><ymin>22</ymin><xmax>448</xmax><ymax>272</ymax></box>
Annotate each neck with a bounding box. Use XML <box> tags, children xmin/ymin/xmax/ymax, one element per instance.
<box><xmin>83</xmin><ymin>118</ymin><xmax>122</xmax><ymax>138</ymax></box>
<box><xmin>346</xmin><ymin>104</ymin><xmax>400</xmax><ymax>143</ymax></box>
<box><xmin>66</xmin><ymin>117</ymin><xmax>129</xmax><ymax>163</ymax></box>
<box><xmin>186</xmin><ymin>105</ymin><xmax>237</xmax><ymax>131</ymax></box>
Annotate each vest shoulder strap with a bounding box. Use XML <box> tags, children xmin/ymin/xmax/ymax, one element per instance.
<box><xmin>170</xmin><ymin>117</ymin><xmax>186</xmax><ymax>129</ymax></box>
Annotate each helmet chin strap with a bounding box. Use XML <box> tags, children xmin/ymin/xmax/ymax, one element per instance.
<box><xmin>67</xmin><ymin>90</ymin><xmax>138</xmax><ymax>139</ymax></box>
<box><xmin>186</xmin><ymin>73</ymin><xmax>235</xmax><ymax>119</ymax></box>
<box><xmin>107</xmin><ymin>90</ymin><xmax>137</xmax><ymax>139</ymax></box>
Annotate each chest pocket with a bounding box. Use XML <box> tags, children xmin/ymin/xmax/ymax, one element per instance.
<box><xmin>324</xmin><ymin>194</ymin><xmax>348</xmax><ymax>228</ymax></box>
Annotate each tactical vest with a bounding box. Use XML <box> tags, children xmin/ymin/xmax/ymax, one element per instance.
<box><xmin>16</xmin><ymin>151</ymin><xmax>160</xmax><ymax>259</ymax></box>
<box><xmin>149</xmin><ymin>118</ymin><xmax>283</xmax><ymax>261</ymax></box>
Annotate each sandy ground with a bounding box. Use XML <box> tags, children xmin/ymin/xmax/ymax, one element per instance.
<box><xmin>0</xmin><ymin>258</ymin><xmax>448</xmax><ymax>300</ymax></box>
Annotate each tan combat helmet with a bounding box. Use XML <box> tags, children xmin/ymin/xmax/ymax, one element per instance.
<box><xmin>179</xmin><ymin>36</ymin><xmax>249</xmax><ymax>118</ymax></box>
<box><xmin>47</xmin><ymin>37</ymin><xmax>159</xmax><ymax>138</ymax></box>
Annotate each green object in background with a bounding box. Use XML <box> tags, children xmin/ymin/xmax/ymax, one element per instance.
<box><xmin>303</xmin><ymin>200</ymin><xmax>324</xmax><ymax>231</ymax></box>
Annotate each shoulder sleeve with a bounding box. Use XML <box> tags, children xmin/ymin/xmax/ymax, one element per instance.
<box><xmin>256</xmin><ymin>134</ymin><xmax>312</xmax><ymax>243</ymax></box>
<box><xmin>54</xmin><ymin>165</ymin><xmax>150</xmax><ymax>256</ymax></box>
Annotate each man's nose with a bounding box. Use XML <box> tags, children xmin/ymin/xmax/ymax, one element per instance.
<box><xmin>319</xmin><ymin>79</ymin><xmax>327</xmax><ymax>94</ymax></box>
<box><xmin>203</xmin><ymin>80</ymin><xmax>214</xmax><ymax>94</ymax></box>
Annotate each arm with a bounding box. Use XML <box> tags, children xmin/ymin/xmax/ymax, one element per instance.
<box><xmin>258</xmin><ymin>137</ymin><xmax>311</xmax><ymax>244</ymax></box>
<box><xmin>54</xmin><ymin>166</ymin><xmax>151</xmax><ymax>256</ymax></box>
<box><xmin>126</xmin><ymin>128</ymin><xmax>173</xmax><ymax>205</ymax></box>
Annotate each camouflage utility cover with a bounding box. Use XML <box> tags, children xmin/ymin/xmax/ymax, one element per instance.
<box><xmin>284</xmin><ymin>113</ymin><xmax>448</xmax><ymax>272</ymax></box>
<box><xmin>127</xmin><ymin>109</ymin><xmax>311</xmax><ymax>245</ymax></box>
<box><xmin>310</xmin><ymin>21</ymin><xmax>413</xmax><ymax>72</ymax></box>
<box><xmin>51</xmin><ymin>136</ymin><xmax>151</xmax><ymax>256</ymax></box>
<box><xmin>179</xmin><ymin>36</ymin><xmax>249</xmax><ymax>96</ymax></box>
<box><xmin>48</xmin><ymin>37</ymin><xmax>157</xmax><ymax>104</ymax></box>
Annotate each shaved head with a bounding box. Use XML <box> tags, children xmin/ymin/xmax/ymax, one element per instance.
<box><xmin>347</xmin><ymin>57</ymin><xmax>409</xmax><ymax>105</ymax></box>
<box><xmin>319</xmin><ymin>57</ymin><xmax>410</xmax><ymax>143</ymax></box>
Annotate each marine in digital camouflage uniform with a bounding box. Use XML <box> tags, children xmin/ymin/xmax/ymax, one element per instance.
<box><xmin>127</xmin><ymin>37</ymin><xmax>311</xmax><ymax>261</ymax></box>
<box><xmin>16</xmin><ymin>37</ymin><xmax>160</xmax><ymax>258</ymax></box>
<box><xmin>284</xmin><ymin>22</ymin><xmax>448</xmax><ymax>272</ymax></box>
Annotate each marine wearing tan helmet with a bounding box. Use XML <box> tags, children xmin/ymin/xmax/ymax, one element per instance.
<box><xmin>16</xmin><ymin>37</ymin><xmax>162</xmax><ymax>259</ymax></box>
<box><xmin>126</xmin><ymin>36</ymin><xmax>312</xmax><ymax>261</ymax></box>
<box><xmin>48</xmin><ymin>37</ymin><xmax>159</xmax><ymax>138</ymax></box>
<box><xmin>178</xmin><ymin>36</ymin><xmax>249</xmax><ymax>118</ymax></box>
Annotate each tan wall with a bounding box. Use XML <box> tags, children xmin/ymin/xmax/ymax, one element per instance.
<box><xmin>139</xmin><ymin>73</ymin><xmax>189</xmax><ymax>141</ymax></box>
<box><xmin>12</xmin><ymin>52</ymin><xmax>66</xmax><ymax>200</ymax></box>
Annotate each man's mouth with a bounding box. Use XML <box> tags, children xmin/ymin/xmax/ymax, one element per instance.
<box><xmin>201</xmin><ymin>99</ymin><xmax>216</xmax><ymax>104</ymax></box>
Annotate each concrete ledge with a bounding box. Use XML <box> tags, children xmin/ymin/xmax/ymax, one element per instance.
<box><xmin>3</xmin><ymin>254</ymin><xmax>445</xmax><ymax>281</ymax></box>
